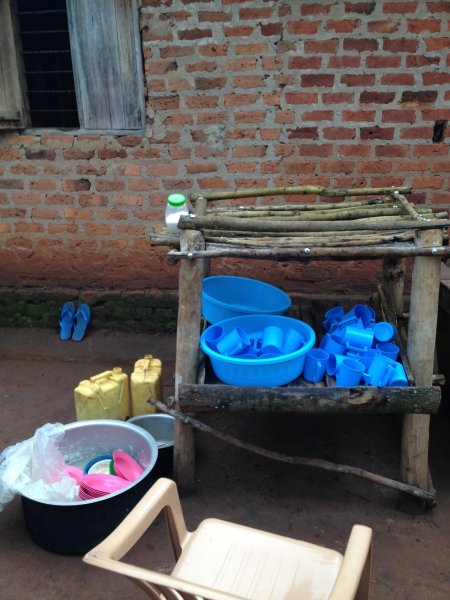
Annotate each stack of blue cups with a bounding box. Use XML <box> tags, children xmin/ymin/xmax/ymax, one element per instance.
<box><xmin>302</xmin><ymin>304</ymin><xmax>410</xmax><ymax>387</ymax></box>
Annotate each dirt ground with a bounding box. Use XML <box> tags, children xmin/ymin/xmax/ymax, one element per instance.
<box><xmin>0</xmin><ymin>326</ymin><xmax>449</xmax><ymax>599</ymax></box>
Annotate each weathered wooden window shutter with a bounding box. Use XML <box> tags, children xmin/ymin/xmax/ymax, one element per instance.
<box><xmin>0</xmin><ymin>0</ymin><xmax>30</xmax><ymax>129</ymax></box>
<box><xmin>66</xmin><ymin>0</ymin><xmax>145</xmax><ymax>131</ymax></box>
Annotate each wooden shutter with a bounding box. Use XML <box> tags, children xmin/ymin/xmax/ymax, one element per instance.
<box><xmin>0</xmin><ymin>0</ymin><xmax>29</xmax><ymax>129</ymax></box>
<box><xmin>66</xmin><ymin>0</ymin><xmax>145</xmax><ymax>131</ymax></box>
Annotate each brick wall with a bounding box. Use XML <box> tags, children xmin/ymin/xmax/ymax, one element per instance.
<box><xmin>0</xmin><ymin>0</ymin><xmax>449</xmax><ymax>304</ymax></box>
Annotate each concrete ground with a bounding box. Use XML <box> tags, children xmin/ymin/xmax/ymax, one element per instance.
<box><xmin>0</xmin><ymin>326</ymin><xmax>449</xmax><ymax>599</ymax></box>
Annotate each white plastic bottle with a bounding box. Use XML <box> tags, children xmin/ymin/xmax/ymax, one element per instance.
<box><xmin>165</xmin><ymin>193</ymin><xmax>189</xmax><ymax>235</ymax></box>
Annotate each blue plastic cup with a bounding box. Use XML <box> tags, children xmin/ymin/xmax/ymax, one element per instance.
<box><xmin>326</xmin><ymin>353</ymin><xmax>346</xmax><ymax>376</ymax></box>
<box><xmin>353</xmin><ymin>348</ymin><xmax>380</xmax><ymax>370</ymax></box>
<box><xmin>303</xmin><ymin>348</ymin><xmax>329</xmax><ymax>383</ymax></box>
<box><xmin>335</xmin><ymin>358</ymin><xmax>365</xmax><ymax>387</ymax></box>
<box><xmin>261</xmin><ymin>326</ymin><xmax>284</xmax><ymax>354</ymax></box>
<box><xmin>216</xmin><ymin>327</ymin><xmax>250</xmax><ymax>356</ymax></box>
<box><xmin>322</xmin><ymin>306</ymin><xmax>345</xmax><ymax>331</ymax></box>
<box><xmin>203</xmin><ymin>325</ymin><xmax>225</xmax><ymax>351</ymax></box>
<box><xmin>343</xmin><ymin>325</ymin><xmax>374</xmax><ymax>352</ymax></box>
<box><xmin>373</xmin><ymin>322</ymin><xmax>396</xmax><ymax>343</ymax></box>
<box><xmin>319</xmin><ymin>333</ymin><xmax>346</xmax><ymax>355</ymax></box>
<box><xmin>345</xmin><ymin>304</ymin><xmax>375</xmax><ymax>327</ymax></box>
<box><xmin>364</xmin><ymin>353</ymin><xmax>397</xmax><ymax>386</ymax></box>
<box><xmin>389</xmin><ymin>362</ymin><xmax>410</xmax><ymax>386</ymax></box>
<box><xmin>259</xmin><ymin>351</ymin><xmax>283</xmax><ymax>359</ymax></box>
<box><xmin>376</xmin><ymin>342</ymin><xmax>400</xmax><ymax>361</ymax></box>
<box><xmin>282</xmin><ymin>328</ymin><xmax>305</xmax><ymax>354</ymax></box>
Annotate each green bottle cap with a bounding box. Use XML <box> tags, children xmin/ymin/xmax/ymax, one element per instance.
<box><xmin>167</xmin><ymin>193</ymin><xmax>186</xmax><ymax>207</ymax></box>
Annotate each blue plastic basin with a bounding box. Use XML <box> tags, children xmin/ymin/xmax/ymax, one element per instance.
<box><xmin>202</xmin><ymin>276</ymin><xmax>292</xmax><ymax>324</ymax></box>
<box><xmin>201</xmin><ymin>315</ymin><xmax>315</xmax><ymax>386</ymax></box>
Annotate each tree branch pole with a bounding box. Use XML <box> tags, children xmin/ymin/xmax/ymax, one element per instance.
<box><xmin>190</xmin><ymin>185</ymin><xmax>412</xmax><ymax>202</ymax></box>
<box><xmin>148</xmin><ymin>398</ymin><xmax>435</xmax><ymax>505</ymax></box>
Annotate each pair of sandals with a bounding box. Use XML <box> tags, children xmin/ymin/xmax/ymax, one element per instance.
<box><xmin>59</xmin><ymin>302</ymin><xmax>91</xmax><ymax>342</ymax></box>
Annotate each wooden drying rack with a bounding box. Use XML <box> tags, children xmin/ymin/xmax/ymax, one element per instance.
<box><xmin>152</xmin><ymin>185</ymin><xmax>450</xmax><ymax>506</ymax></box>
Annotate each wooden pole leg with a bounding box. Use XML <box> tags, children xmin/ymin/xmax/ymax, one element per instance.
<box><xmin>401</xmin><ymin>229</ymin><xmax>442</xmax><ymax>501</ymax></box>
<box><xmin>173</xmin><ymin>230</ymin><xmax>205</xmax><ymax>494</ymax></box>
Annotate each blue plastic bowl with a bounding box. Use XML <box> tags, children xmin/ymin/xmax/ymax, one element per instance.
<box><xmin>202</xmin><ymin>276</ymin><xmax>292</xmax><ymax>324</ymax></box>
<box><xmin>201</xmin><ymin>315</ymin><xmax>315</xmax><ymax>386</ymax></box>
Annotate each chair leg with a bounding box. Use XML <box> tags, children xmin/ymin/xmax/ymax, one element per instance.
<box><xmin>355</xmin><ymin>545</ymin><xmax>372</xmax><ymax>600</ymax></box>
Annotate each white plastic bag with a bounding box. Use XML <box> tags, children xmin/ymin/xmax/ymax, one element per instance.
<box><xmin>0</xmin><ymin>423</ymin><xmax>79</xmax><ymax>510</ymax></box>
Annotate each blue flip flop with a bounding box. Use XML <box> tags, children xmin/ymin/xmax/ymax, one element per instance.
<box><xmin>72</xmin><ymin>304</ymin><xmax>91</xmax><ymax>342</ymax></box>
<box><xmin>59</xmin><ymin>302</ymin><xmax>75</xmax><ymax>340</ymax></box>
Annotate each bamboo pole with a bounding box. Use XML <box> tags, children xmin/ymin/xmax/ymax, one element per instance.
<box><xmin>148</xmin><ymin>398</ymin><xmax>435</xmax><ymax>504</ymax></box>
<box><xmin>206</xmin><ymin>197</ymin><xmax>388</xmax><ymax>214</ymax></box>
<box><xmin>190</xmin><ymin>185</ymin><xmax>412</xmax><ymax>202</ymax></box>
<box><xmin>391</xmin><ymin>190</ymin><xmax>425</xmax><ymax>221</ymax></box>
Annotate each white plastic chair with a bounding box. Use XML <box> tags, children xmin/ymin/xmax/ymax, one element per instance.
<box><xmin>84</xmin><ymin>478</ymin><xmax>372</xmax><ymax>600</ymax></box>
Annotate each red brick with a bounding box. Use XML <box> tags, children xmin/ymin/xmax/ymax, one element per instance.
<box><xmin>360</xmin><ymin>91</ymin><xmax>395</xmax><ymax>104</ymax></box>
<box><xmin>199</xmin><ymin>44</ymin><xmax>228</xmax><ymax>57</ymax></box>
<box><xmin>383</xmin><ymin>39</ymin><xmax>419</xmax><ymax>52</ymax></box>
<box><xmin>301</xmin><ymin>74</ymin><xmax>335</xmax><ymax>87</ymax></box>
<box><xmin>287</xmin><ymin>127</ymin><xmax>319</xmax><ymax>140</ymax></box>
<box><xmin>185</xmin><ymin>96</ymin><xmax>219</xmax><ymax>109</ymax></box>
<box><xmin>115</xmin><ymin>195</ymin><xmax>143</xmax><ymax>206</ymax></box>
<box><xmin>79</xmin><ymin>194</ymin><xmax>108</xmax><ymax>207</ymax></box>
<box><xmin>239</xmin><ymin>7</ymin><xmax>272</xmax><ymax>18</ymax></box>
<box><xmin>24</xmin><ymin>149</ymin><xmax>56</xmax><ymax>161</ymax></box>
<box><xmin>260</xmin><ymin>128</ymin><xmax>281</xmax><ymax>140</ymax></box>
<box><xmin>304</xmin><ymin>40</ymin><xmax>339</xmax><ymax>53</ymax></box>
<box><xmin>147</xmin><ymin>163</ymin><xmax>179</xmax><ymax>177</ymax></box>
<box><xmin>322</xmin><ymin>92</ymin><xmax>354</xmax><ymax>104</ymax></box>
<box><xmin>45</xmin><ymin>193</ymin><xmax>72</xmax><ymax>206</ymax></box>
<box><xmin>365</xmin><ymin>55</ymin><xmax>401</xmax><ymax>68</ymax></box>
<box><xmin>235</xmin><ymin>43</ymin><xmax>268</xmax><ymax>55</ymax></box>
<box><xmin>224</xmin><ymin>58</ymin><xmax>257</xmax><ymax>71</ymax></box>
<box><xmin>150</xmin><ymin>95</ymin><xmax>180</xmax><ymax>110</ymax></box>
<box><xmin>343</xmin><ymin>39</ymin><xmax>378</xmax><ymax>52</ymax></box>
<box><xmin>0</xmin><ymin>149</ymin><xmax>21</xmax><ymax>160</ymax></box>
<box><xmin>223</xmin><ymin>25</ymin><xmax>254</xmax><ymax>36</ymax></box>
<box><xmin>301</xmin><ymin>3</ymin><xmax>333</xmax><ymax>15</ymax></box>
<box><xmin>344</xmin><ymin>2</ymin><xmax>376</xmax><ymax>14</ymax></box>
<box><xmin>407</xmin><ymin>19</ymin><xmax>442</xmax><ymax>32</ymax></box>
<box><xmin>95</xmin><ymin>180</ymin><xmax>125</xmax><ymax>192</ymax></box>
<box><xmin>406</xmin><ymin>55</ymin><xmax>440</xmax><ymax>67</ymax></box>
<box><xmin>224</xmin><ymin>93</ymin><xmax>258</xmax><ymax>107</ymax></box>
<box><xmin>401</xmin><ymin>90</ymin><xmax>438</xmax><ymax>103</ymax></box>
<box><xmin>29</xmin><ymin>180</ymin><xmax>57</xmax><ymax>191</ymax></box>
<box><xmin>10</xmin><ymin>164</ymin><xmax>37</xmax><ymax>175</ymax></box>
<box><xmin>425</xmin><ymin>37</ymin><xmax>450</xmax><ymax>52</ymax></box>
<box><xmin>261</xmin><ymin>22</ymin><xmax>283</xmax><ymax>36</ymax></box>
<box><xmin>159</xmin><ymin>46</ymin><xmax>195</xmax><ymax>58</ymax></box>
<box><xmin>225</xmin><ymin>161</ymin><xmax>257</xmax><ymax>173</ymax></box>
<box><xmin>357</xmin><ymin>161</ymin><xmax>392</xmax><ymax>174</ymax></box>
<box><xmin>186</xmin><ymin>163</ymin><xmax>218</xmax><ymax>174</ymax></box>
<box><xmin>375</xmin><ymin>145</ymin><xmax>410</xmax><ymax>157</ymax></box>
<box><xmin>360</xmin><ymin>126</ymin><xmax>395</xmax><ymax>140</ymax></box>
<box><xmin>288</xmin><ymin>56</ymin><xmax>322</xmax><ymax>69</ymax></box>
<box><xmin>382</xmin><ymin>109</ymin><xmax>416</xmax><ymax>123</ymax></box>
<box><xmin>412</xmin><ymin>144</ymin><xmax>448</xmax><ymax>155</ymax></box>
<box><xmin>288</xmin><ymin>21</ymin><xmax>321</xmax><ymax>34</ymax></box>
<box><xmin>164</xmin><ymin>113</ymin><xmax>194</xmax><ymax>126</ymax></box>
<box><xmin>285</xmin><ymin>92</ymin><xmax>319</xmax><ymax>104</ymax></box>
<box><xmin>367</xmin><ymin>20</ymin><xmax>400</xmax><ymax>33</ymax></box>
<box><xmin>285</xmin><ymin>162</ymin><xmax>316</xmax><ymax>174</ymax></box>
<box><xmin>142</xmin><ymin>26</ymin><xmax>172</xmax><ymax>43</ymax></box>
<box><xmin>97</xmin><ymin>149</ymin><xmax>127</xmax><ymax>159</ymax></box>
<box><xmin>63</xmin><ymin>149</ymin><xmax>95</xmax><ymax>160</ymax></box>
<box><xmin>341</xmin><ymin>74</ymin><xmax>375</xmax><ymax>86</ymax></box>
<box><xmin>198</xmin><ymin>10</ymin><xmax>231</xmax><ymax>21</ymax></box>
<box><xmin>342</xmin><ymin>110</ymin><xmax>376</xmax><ymax>121</ymax></box>
<box><xmin>64</xmin><ymin>208</ymin><xmax>93</xmax><ymax>219</ymax></box>
<box><xmin>63</xmin><ymin>179</ymin><xmax>91</xmax><ymax>192</ymax></box>
<box><xmin>302</xmin><ymin>110</ymin><xmax>334</xmax><ymax>121</ymax></box>
<box><xmin>274</xmin><ymin>110</ymin><xmax>295</xmax><ymax>124</ymax></box>
<box><xmin>195</xmin><ymin>77</ymin><xmax>227</xmax><ymax>90</ymax></box>
<box><xmin>423</xmin><ymin>72</ymin><xmax>450</xmax><ymax>84</ymax></box>
<box><xmin>262</xmin><ymin>56</ymin><xmax>283</xmax><ymax>70</ymax></box>
<box><xmin>197</xmin><ymin>177</ymin><xmax>231</xmax><ymax>189</ymax></box>
<box><xmin>328</xmin><ymin>56</ymin><xmax>360</xmax><ymax>68</ymax></box>
<box><xmin>338</xmin><ymin>144</ymin><xmax>372</xmax><ymax>157</ymax></box>
<box><xmin>77</xmin><ymin>165</ymin><xmax>107</xmax><ymax>176</ymax></box>
<box><xmin>422</xmin><ymin>108</ymin><xmax>450</xmax><ymax>120</ymax></box>
<box><xmin>299</xmin><ymin>144</ymin><xmax>334</xmax><ymax>157</ymax></box>
<box><xmin>395</xmin><ymin>160</ymin><xmax>429</xmax><ymax>171</ymax></box>
<box><xmin>273</xmin><ymin>144</ymin><xmax>295</xmax><ymax>157</ymax></box>
<box><xmin>197</xmin><ymin>112</ymin><xmax>229</xmax><ymax>125</ymax></box>
<box><xmin>233</xmin><ymin>146</ymin><xmax>268</xmax><ymax>158</ymax></box>
<box><xmin>400</xmin><ymin>127</ymin><xmax>432</xmax><ymax>139</ymax></box>
<box><xmin>0</xmin><ymin>179</ymin><xmax>24</xmax><ymax>189</ymax></box>
<box><xmin>432</xmin><ymin>161</ymin><xmax>450</xmax><ymax>172</ymax></box>
<box><xmin>412</xmin><ymin>176</ymin><xmax>444</xmax><ymax>189</ymax></box>
<box><xmin>185</xmin><ymin>61</ymin><xmax>217</xmax><ymax>73</ymax></box>
<box><xmin>326</xmin><ymin>18</ymin><xmax>360</xmax><ymax>32</ymax></box>
<box><xmin>232</xmin><ymin>75</ymin><xmax>266</xmax><ymax>89</ymax></box>
<box><xmin>381</xmin><ymin>73</ymin><xmax>415</xmax><ymax>85</ymax></box>
<box><xmin>323</xmin><ymin>127</ymin><xmax>357</xmax><ymax>140</ymax></box>
<box><xmin>235</xmin><ymin>110</ymin><xmax>266</xmax><ymax>123</ymax></box>
<box><xmin>15</xmin><ymin>222</ymin><xmax>44</xmax><ymax>233</ymax></box>
<box><xmin>321</xmin><ymin>160</ymin><xmax>355</xmax><ymax>174</ymax></box>
<box><xmin>84</xmin><ymin>224</ymin><xmax>113</xmax><ymax>236</ymax></box>
<box><xmin>383</xmin><ymin>2</ymin><xmax>419</xmax><ymax>13</ymax></box>
<box><xmin>178</xmin><ymin>27</ymin><xmax>212</xmax><ymax>40</ymax></box>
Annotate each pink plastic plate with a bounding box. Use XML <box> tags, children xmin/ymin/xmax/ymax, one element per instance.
<box><xmin>81</xmin><ymin>473</ymin><xmax>130</xmax><ymax>494</ymax></box>
<box><xmin>112</xmin><ymin>450</ymin><xmax>144</xmax><ymax>482</ymax></box>
<box><xmin>63</xmin><ymin>465</ymin><xmax>83</xmax><ymax>484</ymax></box>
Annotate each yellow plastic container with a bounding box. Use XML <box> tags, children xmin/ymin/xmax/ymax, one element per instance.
<box><xmin>130</xmin><ymin>354</ymin><xmax>163</xmax><ymax>416</ymax></box>
<box><xmin>74</xmin><ymin>367</ymin><xmax>130</xmax><ymax>421</ymax></box>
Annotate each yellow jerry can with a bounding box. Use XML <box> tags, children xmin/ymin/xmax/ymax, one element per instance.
<box><xmin>130</xmin><ymin>354</ymin><xmax>163</xmax><ymax>416</ymax></box>
<box><xmin>74</xmin><ymin>367</ymin><xmax>130</xmax><ymax>421</ymax></box>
